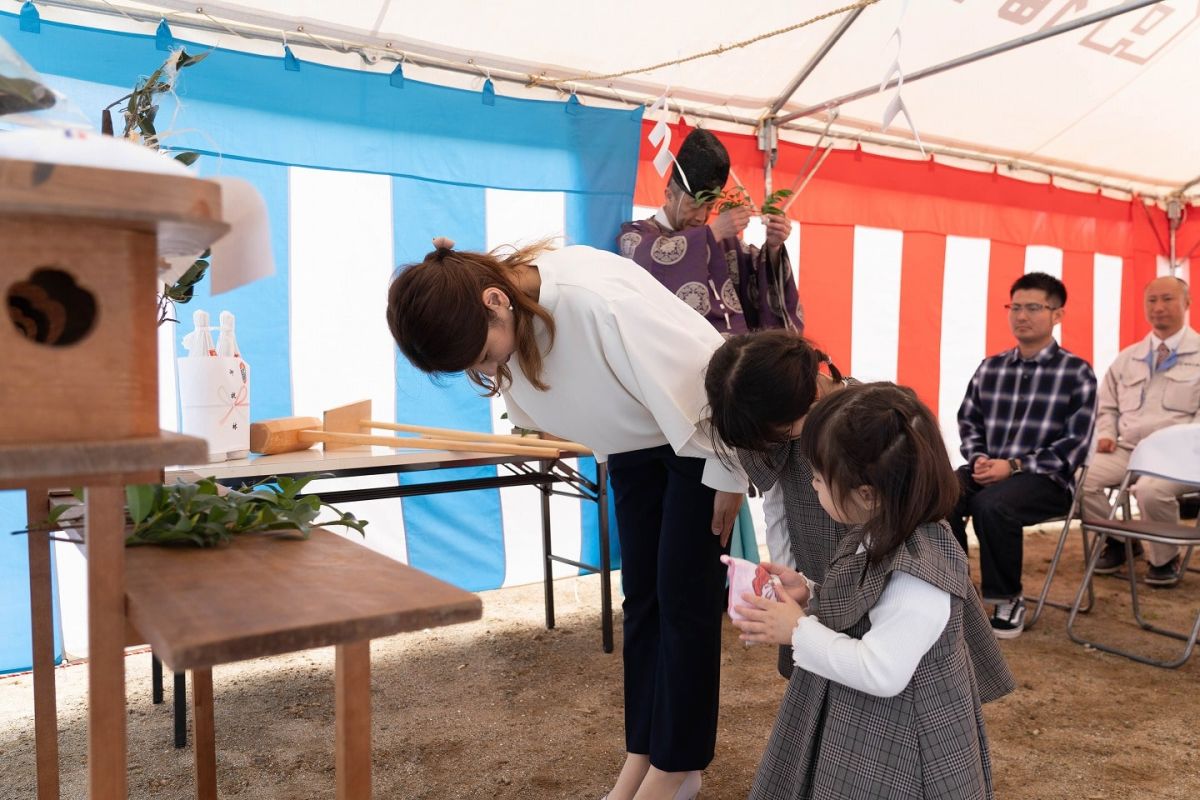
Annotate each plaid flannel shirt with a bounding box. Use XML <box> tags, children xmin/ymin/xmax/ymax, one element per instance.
<box><xmin>957</xmin><ymin>341</ymin><xmax>1097</xmax><ymax>490</ymax></box>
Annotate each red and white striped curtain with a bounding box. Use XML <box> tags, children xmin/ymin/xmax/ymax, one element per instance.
<box><xmin>636</xmin><ymin>122</ymin><xmax>1200</xmax><ymax>464</ymax></box>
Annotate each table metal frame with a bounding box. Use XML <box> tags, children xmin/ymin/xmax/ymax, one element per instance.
<box><xmin>168</xmin><ymin>448</ymin><xmax>615</xmax><ymax>653</ymax></box>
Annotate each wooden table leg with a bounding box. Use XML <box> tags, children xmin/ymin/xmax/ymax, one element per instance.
<box><xmin>335</xmin><ymin>640</ymin><xmax>371</xmax><ymax>800</ymax></box>
<box><xmin>86</xmin><ymin>486</ymin><xmax>126</xmax><ymax>800</ymax></box>
<box><xmin>27</xmin><ymin>486</ymin><xmax>60</xmax><ymax>800</ymax></box>
<box><xmin>191</xmin><ymin>669</ymin><xmax>216</xmax><ymax>800</ymax></box>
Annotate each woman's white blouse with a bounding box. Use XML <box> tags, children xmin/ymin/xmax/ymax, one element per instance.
<box><xmin>503</xmin><ymin>246</ymin><xmax>746</xmax><ymax>493</ymax></box>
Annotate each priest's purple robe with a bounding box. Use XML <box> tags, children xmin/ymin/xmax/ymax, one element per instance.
<box><xmin>618</xmin><ymin>211</ymin><xmax>804</xmax><ymax>336</ymax></box>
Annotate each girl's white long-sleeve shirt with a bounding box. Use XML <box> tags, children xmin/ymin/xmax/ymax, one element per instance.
<box><xmin>503</xmin><ymin>246</ymin><xmax>746</xmax><ymax>493</ymax></box>
<box><xmin>792</xmin><ymin>549</ymin><xmax>952</xmax><ymax>697</ymax></box>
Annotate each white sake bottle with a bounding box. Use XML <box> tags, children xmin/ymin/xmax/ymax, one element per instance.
<box><xmin>183</xmin><ymin>309</ymin><xmax>216</xmax><ymax>357</ymax></box>
<box><xmin>215</xmin><ymin>311</ymin><xmax>250</xmax><ymax>460</ymax></box>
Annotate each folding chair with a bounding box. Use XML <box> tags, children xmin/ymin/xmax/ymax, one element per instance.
<box><xmin>1024</xmin><ymin>463</ymin><xmax>1096</xmax><ymax>630</ymax></box>
<box><xmin>1182</xmin><ymin>491</ymin><xmax>1200</xmax><ymax>576</ymax></box>
<box><xmin>1066</xmin><ymin>423</ymin><xmax>1200</xmax><ymax>668</ymax></box>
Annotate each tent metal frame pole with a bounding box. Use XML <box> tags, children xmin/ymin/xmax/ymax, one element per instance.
<box><xmin>762</xmin><ymin>5</ymin><xmax>866</xmax><ymax>195</ymax></box>
<box><xmin>776</xmin><ymin>0</ymin><xmax>1165</xmax><ymax>125</ymax></box>
<box><xmin>33</xmin><ymin>0</ymin><xmax>1183</xmax><ymax>200</ymax></box>
<box><xmin>1171</xmin><ymin>228</ymin><xmax>1178</xmax><ymax>276</ymax></box>
<box><xmin>766</xmin><ymin>6</ymin><xmax>867</xmax><ymax>120</ymax></box>
<box><xmin>1167</xmin><ymin>198</ymin><xmax>1184</xmax><ymax>276</ymax></box>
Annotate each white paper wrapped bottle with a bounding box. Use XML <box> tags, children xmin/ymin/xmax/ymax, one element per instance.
<box><xmin>182</xmin><ymin>309</ymin><xmax>215</xmax><ymax>358</ymax></box>
<box><xmin>177</xmin><ymin>310</ymin><xmax>251</xmax><ymax>462</ymax></box>
<box><xmin>215</xmin><ymin>312</ymin><xmax>251</xmax><ymax>459</ymax></box>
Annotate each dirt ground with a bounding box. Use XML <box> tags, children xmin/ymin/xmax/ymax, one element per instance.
<box><xmin>2</xmin><ymin>525</ymin><xmax>1199</xmax><ymax>799</ymax></box>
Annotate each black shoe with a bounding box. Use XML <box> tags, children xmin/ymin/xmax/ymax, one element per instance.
<box><xmin>1093</xmin><ymin>539</ymin><xmax>1144</xmax><ymax>575</ymax></box>
<box><xmin>1144</xmin><ymin>556</ymin><xmax>1182</xmax><ymax>588</ymax></box>
<box><xmin>990</xmin><ymin>597</ymin><xmax>1026</xmax><ymax>639</ymax></box>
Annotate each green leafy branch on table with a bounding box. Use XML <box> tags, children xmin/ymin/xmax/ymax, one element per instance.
<box><xmin>101</xmin><ymin>48</ymin><xmax>211</xmax><ymax>326</ymax></box>
<box><xmin>44</xmin><ymin>475</ymin><xmax>368</xmax><ymax>548</ymax></box>
<box><xmin>156</xmin><ymin>248</ymin><xmax>210</xmax><ymax>325</ymax></box>
<box><xmin>498</xmin><ymin>410</ymin><xmax>540</xmax><ymax>438</ymax></box>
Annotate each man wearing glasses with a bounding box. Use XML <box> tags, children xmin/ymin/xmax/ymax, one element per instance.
<box><xmin>949</xmin><ymin>272</ymin><xmax>1098</xmax><ymax>638</ymax></box>
<box><xmin>1081</xmin><ymin>276</ymin><xmax>1198</xmax><ymax>588</ymax></box>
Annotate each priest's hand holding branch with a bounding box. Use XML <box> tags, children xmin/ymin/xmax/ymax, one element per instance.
<box><xmin>710</xmin><ymin>205</ymin><xmax>751</xmax><ymax>241</ymax></box>
<box><xmin>763</xmin><ymin>214</ymin><xmax>791</xmax><ymax>256</ymax></box>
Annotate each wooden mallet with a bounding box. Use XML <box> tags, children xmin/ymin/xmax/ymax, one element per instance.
<box><xmin>250</xmin><ymin>400</ymin><xmax>567</xmax><ymax>458</ymax></box>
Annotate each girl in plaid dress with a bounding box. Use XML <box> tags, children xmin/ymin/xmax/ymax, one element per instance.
<box><xmin>732</xmin><ymin>383</ymin><xmax>1015</xmax><ymax>800</ymax></box>
<box><xmin>705</xmin><ymin>331</ymin><xmax>853</xmax><ymax>678</ymax></box>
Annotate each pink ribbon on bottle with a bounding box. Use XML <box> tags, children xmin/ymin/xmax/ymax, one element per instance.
<box><xmin>219</xmin><ymin>383</ymin><xmax>249</xmax><ymax>425</ymax></box>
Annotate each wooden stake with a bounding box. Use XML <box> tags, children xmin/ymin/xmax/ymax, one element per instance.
<box><xmin>362</xmin><ymin>420</ymin><xmax>591</xmax><ymax>455</ymax></box>
<box><xmin>297</xmin><ymin>429</ymin><xmax>562</xmax><ymax>458</ymax></box>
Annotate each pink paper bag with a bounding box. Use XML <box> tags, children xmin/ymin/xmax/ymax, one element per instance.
<box><xmin>721</xmin><ymin>555</ymin><xmax>777</xmax><ymax>622</ymax></box>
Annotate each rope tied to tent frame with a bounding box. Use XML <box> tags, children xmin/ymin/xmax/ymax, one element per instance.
<box><xmin>525</xmin><ymin>0</ymin><xmax>882</xmax><ymax>89</ymax></box>
<box><xmin>18</xmin><ymin>0</ymin><xmax>1196</xmax><ymax>201</ymax></box>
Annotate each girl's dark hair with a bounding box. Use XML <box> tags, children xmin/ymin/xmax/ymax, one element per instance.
<box><xmin>386</xmin><ymin>241</ymin><xmax>556</xmax><ymax>396</ymax></box>
<box><xmin>798</xmin><ymin>382</ymin><xmax>959</xmax><ymax>563</ymax></box>
<box><xmin>705</xmin><ymin>331</ymin><xmax>842</xmax><ymax>458</ymax></box>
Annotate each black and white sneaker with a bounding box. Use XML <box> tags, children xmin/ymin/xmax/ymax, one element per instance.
<box><xmin>990</xmin><ymin>597</ymin><xmax>1026</xmax><ymax>639</ymax></box>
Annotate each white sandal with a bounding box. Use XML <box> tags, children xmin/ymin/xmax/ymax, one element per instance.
<box><xmin>601</xmin><ymin>770</ymin><xmax>701</xmax><ymax>800</ymax></box>
<box><xmin>674</xmin><ymin>771</ymin><xmax>702</xmax><ymax>800</ymax></box>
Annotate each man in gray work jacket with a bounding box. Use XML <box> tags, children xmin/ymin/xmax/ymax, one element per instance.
<box><xmin>1083</xmin><ymin>276</ymin><xmax>1200</xmax><ymax>588</ymax></box>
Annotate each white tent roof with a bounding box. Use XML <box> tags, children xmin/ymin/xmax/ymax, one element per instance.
<box><xmin>30</xmin><ymin>0</ymin><xmax>1200</xmax><ymax>196</ymax></box>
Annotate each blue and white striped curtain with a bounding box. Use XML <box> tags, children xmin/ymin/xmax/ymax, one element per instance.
<box><xmin>0</xmin><ymin>12</ymin><xmax>639</xmax><ymax>670</ymax></box>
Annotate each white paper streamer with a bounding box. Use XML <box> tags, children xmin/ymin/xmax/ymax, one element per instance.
<box><xmin>879</xmin><ymin>0</ymin><xmax>924</xmax><ymax>155</ymax></box>
<box><xmin>646</xmin><ymin>90</ymin><xmax>694</xmax><ymax>193</ymax></box>
<box><xmin>648</xmin><ymin>91</ymin><xmax>674</xmax><ymax>177</ymax></box>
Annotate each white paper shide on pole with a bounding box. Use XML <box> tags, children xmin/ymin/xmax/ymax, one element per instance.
<box><xmin>178</xmin><ymin>309</ymin><xmax>251</xmax><ymax>461</ymax></box>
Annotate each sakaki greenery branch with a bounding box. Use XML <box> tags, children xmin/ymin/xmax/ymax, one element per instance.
<box><xmin>692</xmin><ymin>186</ymin><xmax>794</xmax><ymax>216</ymax></box>
<box><xmin>39</xmin><ymin>474</ymin><xmax>368</xmax><ymax>548</ymax></box>
<box><xmin>102</xmin><ymin>48</ymin><xmax>212</xmax><ymax>326</ymax></box>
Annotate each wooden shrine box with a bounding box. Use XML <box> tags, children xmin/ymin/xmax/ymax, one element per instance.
<box><xmin>0</xmin><ymin>153</ymin><xmax>225</xmax><ymax>799</ymax></box>
<box><xmin>0</xmin><ymin>156</ymin><xmax>228</xmax><ymax>445</ymax></box>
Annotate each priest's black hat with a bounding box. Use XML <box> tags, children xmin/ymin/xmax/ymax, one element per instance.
<box><xmin>670</xmin><ymin>128</ymin><xmax>729</xmax><ymax>197</ymax></box>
